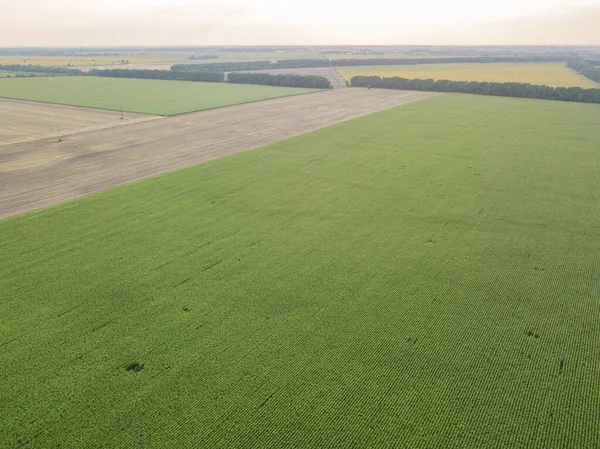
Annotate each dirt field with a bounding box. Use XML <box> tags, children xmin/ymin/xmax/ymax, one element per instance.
<box><xmin>0</xmin><ymin>99</ymin><xmax>160</xmax><ymax>146</ymax></box>
<box><xmin>0</xmin><ymin>89</ymin><xmax>436</xmax><ymax>219</ymax></box>
<box><xmin>229</xmin><ymin>67</ymin><xmax>348</xmax><ymax>88</ymax></box>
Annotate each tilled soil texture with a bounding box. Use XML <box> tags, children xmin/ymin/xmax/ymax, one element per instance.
<box><xmin>227</xmin><ymin>67</ymin><xmax>349</xmax><ymax>89</ymax></box>
<box><xmin>0</xmin><ymin>89</ymin><xmax>437</xmax><ymax>219</ymax></box>
<box><xmin>0</xmin><ymin>98</ymin><xmax>160</xmax><ymax>146</ymax></box>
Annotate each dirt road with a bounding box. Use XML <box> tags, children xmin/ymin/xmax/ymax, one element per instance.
<box><xmin>0</xmin><ymin>99</ymin><xmax>160</xmax><ymax>146</ymax></box>
<box><xmin>0</xmin><ymin>89</ymin><xmax>437</xmax><ymax>219</ymax></box>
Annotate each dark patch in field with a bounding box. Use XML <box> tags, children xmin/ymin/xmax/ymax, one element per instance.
<box><xmin>259</xmin><ymin>391</ymin><xmax>276</xmax><ymax>408</ymax></box>
<box><xmin>525</xmin><ymin>330</ymin><xmax>540</xmax><ymax>339</ymax></box>
<box><xmin>15</xmin><ymin>438</ymin><xmax>30</xmax><ymax>448</ymax></box>
<box><xmin>126</xmin><ymin>362</ymin><xmax>144</xmax><ymax>372</ymax></box>
<box><xmin>182</xmin><ymin>307</ymin><xmax>191</xmax><ymax>312</ymax></box>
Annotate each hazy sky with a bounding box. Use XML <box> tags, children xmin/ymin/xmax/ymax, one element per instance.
<box><xmin>1</xmin><ymin>0</ymin><xmax>599</xmax><ymax>46</ymax></box>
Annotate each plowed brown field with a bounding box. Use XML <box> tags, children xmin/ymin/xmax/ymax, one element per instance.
<box><xmin>0</xmin><ymin>98</ymin><xmax>160</xmax><ymax>146</ymax></box>
<box><xmin>0</xmin><ymin>88</ymin><xmax>436</xmax><ymax>219</ymax></box>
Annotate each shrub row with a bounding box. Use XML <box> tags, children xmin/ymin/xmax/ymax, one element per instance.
<box><xmin>350</xmin><ymin>75</ymin><xmax>600</xmax><ymax>104</ymax></box>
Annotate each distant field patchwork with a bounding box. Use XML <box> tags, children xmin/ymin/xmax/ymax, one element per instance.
<box><xmin>338</xmin><ymin>62</ymin><xmax>599</xmax><ymax>88</ymax></box>
<box><xmin>0</xmin><ymin>55</ymin><xmax>176</xmax><ymax>67</ymax></box>
<box><xmin>0</xmin><ymin>76</ymin><xmax>318</xmax><ymax>115</ymax></box>
<box><xmin>1</xmin><ymin>94</ymin><xmax>600</xmax><ymax>447</ymax></box>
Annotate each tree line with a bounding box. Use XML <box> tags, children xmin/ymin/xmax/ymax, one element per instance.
<box><xmin>350</xmin><ymin>75</ymin><xmax>600</xmax><ymax>104</ymax></box>
<box><xmin>566</xmin><ymin>59</ymin><xmax>600</xmax><ymax>83</ymax></box>
<box><xmin>87</xmin><ymin>68</ymin><xmax>330</xmax><ymax>89</ymax></box>
<box><xmin>0</xmin><ymin>64</ymin><xmax>83</xmax><ymax>75</ymax></box>
<box><xmin>89</xmin><ymin>68</ymin><xmax>225</xmax><ymax>82</ymax></box>
<box><xmin>172</xmin><ymin>56</ymin><xmax>567</xmax><ymax>73</ymax></box>
<box><xmin>228</xmin><ymin>72</ymin><xmax>331</xmax><ymax>89</ymax></box>
<box><xmin>189</xmin><ymin>55</ymin><xmax>219</xmax><ymax>60</ymax></box>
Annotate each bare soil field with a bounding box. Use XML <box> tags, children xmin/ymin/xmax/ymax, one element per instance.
<box><xmin>0</xmin><ymin>99</ymin><xmax>160</xmax><ymax>146</ymax></box>
<box><xmin>229</xmin><ymin>67</ymin><xmax>348</xmax><ymax>88</ymax></box>
<box><xmin>0</xmin><ymin>89</ymin><xmax>436</xmax><ymax>219</ymax></box>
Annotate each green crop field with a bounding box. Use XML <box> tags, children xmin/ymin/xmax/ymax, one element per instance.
<box><xmin>0</xmin><ymin>76</ymin><xmax>317</xmax><ymax>115</ymax></box>
<box><xmin>2</xmin><ymin>94</ymin><xmax>600</xmax><ymax>447</ymax></box>
<box><xmin>338</xmin><ymin>62</ymin><xmax>600</xmax><ymax>88</ymax></box>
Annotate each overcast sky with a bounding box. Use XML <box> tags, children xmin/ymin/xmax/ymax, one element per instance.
<box><xmin>1</xmin><ymin>0</ymin><xmax>599</xmax><ymax>46</ymax></box>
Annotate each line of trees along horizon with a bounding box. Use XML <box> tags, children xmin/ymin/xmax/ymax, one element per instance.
<box><xmin>172</xmin><ymin>56</ymin><xmax>569</xmax><ymax>73</ymax></box>
<box><xmin>350</xmin><ymin>75</ymin><xmax>600</xmax><ymax>104</ymax></box>
<box><xmin>567</xmin><ymin>59</ymin><xmax>600</xmax><ymax>84</ymax></box>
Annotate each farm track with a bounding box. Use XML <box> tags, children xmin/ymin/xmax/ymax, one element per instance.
<box><xmin>0</xmin><ymin>88</ymin><xmax>436</xmax><ymax>219</ymax></box>
<box><xmin>0</xmin><ymin>98</ymin><xmax>160</xmax><ymax>146</ymax></box>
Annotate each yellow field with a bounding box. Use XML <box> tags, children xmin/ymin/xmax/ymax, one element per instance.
<box><xmin>0</xmin><ymin>56</ymin><xmax>176</xmax><ymax>67</ymax></box>
<box><xmin>338</xmin><ymin>63</ymin><xmax>599</xmax><ymax>88</ymax></box>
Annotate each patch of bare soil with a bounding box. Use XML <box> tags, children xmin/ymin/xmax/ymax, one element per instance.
<box><xmin>0</xmin><ymin>89</ymin><xmax>437</xmax><ymax>219</ymax></box>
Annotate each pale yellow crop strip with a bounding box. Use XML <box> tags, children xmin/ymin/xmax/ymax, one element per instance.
<box><xmin>338</xmin><ymin>63</ymin><xmax>600</xmax><ymax>89</ymax></box>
